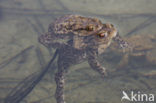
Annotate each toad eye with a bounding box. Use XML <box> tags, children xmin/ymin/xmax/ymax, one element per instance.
<box><xmin>86</xmin><ymin>25</ymin><xmax>94</xmax><ymax>31</ymax></box>
<box><xmin>98</xmin><ymin>32</ymin><xmax>108</xmax><ymax>38</ymax></box>
<box><xmin>76</xmin><ymin>25</ymin><xmax>94</xmax><ymax>31</ymax></box>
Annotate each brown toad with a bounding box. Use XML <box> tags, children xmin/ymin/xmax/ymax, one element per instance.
<box><xmin>109</xmin><ymin>34</ymin><xmax>156</xmax><ymax>69</ymax></box>
<box><xmin>38</xmin><ymin>15</ymin><xmax>129</xmax><ymax>103</ymax></box>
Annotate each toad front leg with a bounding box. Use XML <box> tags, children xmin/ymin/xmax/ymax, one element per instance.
<box><xmin>87</xmin><ymin>50</ymin><xmax>107</xmax><ymax>78</ymax></box>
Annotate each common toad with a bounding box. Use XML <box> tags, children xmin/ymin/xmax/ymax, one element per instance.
<box><xmin>38</xmin><ymin>15</ymin><xmax>129</xmax><ymax>103</ymax></box>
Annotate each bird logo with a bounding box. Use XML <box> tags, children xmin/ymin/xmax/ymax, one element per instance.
<box><xmin>121</xmin><ymin>91</ymin><xmax>131</xmax><ymax>101</ymax></box>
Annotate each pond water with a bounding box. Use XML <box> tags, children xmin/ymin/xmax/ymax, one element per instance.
<box><xmin>0</xmin><ymin>0</ymin><xmax>156</xmax><ymax>103</ymax></box>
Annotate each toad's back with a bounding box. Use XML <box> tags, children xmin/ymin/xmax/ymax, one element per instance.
<box><xmin>48</xmin><ymin>15</ymin><xmax>104</xmax><ymax>36</ymax></box>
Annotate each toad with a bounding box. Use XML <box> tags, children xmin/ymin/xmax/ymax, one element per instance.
<box><xmin>38</xmin><ymin>15</ymin><xmax>129</xmax><ymax>103</ymax></box>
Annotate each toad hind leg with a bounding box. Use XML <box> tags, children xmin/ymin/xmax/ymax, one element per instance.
<box><xmin>87</xmin><ymin>50</ymin><xmax>107</xmax><ymax>78</ymax></box>
<box><xmin>55</xmin><ymin>57</ymin><xmax>70</xmax><ymax>103</ymax></box>
<box><xmin>55</xmin><ymin>69</ymin><xmax>66</xmax><ymax>103</ymax></box>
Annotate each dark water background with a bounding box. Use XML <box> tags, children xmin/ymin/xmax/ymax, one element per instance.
<box><xmin>0</xmin><ymin>0</ymin><xmax>156</xmax><ymax>103</ymax></box>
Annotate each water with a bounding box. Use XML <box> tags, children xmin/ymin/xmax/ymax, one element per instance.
<box><xmin>0</xmin><ymin>0</ymin><xmax>156</xmax><ymax>103</ymax></box>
